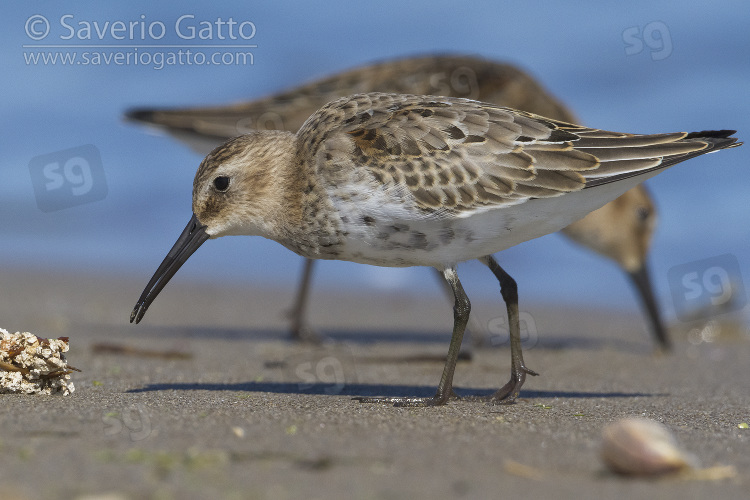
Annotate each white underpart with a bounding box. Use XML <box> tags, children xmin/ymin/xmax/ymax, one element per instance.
<box><xmin>328</xmin><ymin>167</ymin><xmax>668</xmax><ymax>269</ymax></box>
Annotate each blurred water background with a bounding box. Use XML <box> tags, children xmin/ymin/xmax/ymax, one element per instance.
<box><xmin>3</xmin><ymin>1</ymin><xmax>749</xmax><ymax>325</ymax></box>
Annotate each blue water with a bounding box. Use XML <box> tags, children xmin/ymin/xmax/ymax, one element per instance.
<box><xmin>3</xmin><ymin>1</ymin><xmax>749</xmax><ymax>323</ymax></box>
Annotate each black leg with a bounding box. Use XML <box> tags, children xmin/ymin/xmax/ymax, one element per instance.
<box><xmin>355</xmin><ymin>267</ymin><xmax>470</xmax><ymax>406</ymax></box>
<box><xmin>479</xmin><ymin>255</ymin><xmax>538</xmax><ymax>403</ymax></box>
<box><xmin>287</xmin><ymin>259</ymin><xmax>322</xmax><ymax>343</ymax></box>
<box><xmin>432</xmin><ymin>268</ymin><xmax>483</xmax><ymax>355</ymax></box>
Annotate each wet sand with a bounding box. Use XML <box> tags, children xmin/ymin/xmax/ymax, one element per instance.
<box><xmin>0</xmin><ymin>268</ymin><xmax>748</xmax><ymax>499</ymax></box>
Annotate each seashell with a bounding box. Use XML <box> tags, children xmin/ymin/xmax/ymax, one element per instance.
<box><xmin>601</xmin><ymin>417</ymin><xmax>696</xmax><ymax>476</ymax></box>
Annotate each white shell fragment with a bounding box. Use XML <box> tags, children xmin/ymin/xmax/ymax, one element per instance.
<box><xmin>601</xmin><ymin>418</ymin><xmax>696</xmax><ymax>476</ymax></box>
<box><xmin>0</xmin><ymin>328</ymin><xmax>77</xmax><ymax>395</ymax></box>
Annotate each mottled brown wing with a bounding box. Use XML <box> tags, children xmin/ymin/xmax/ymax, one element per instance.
<box><xmin>297</xmin><ymin>93</ymin><xmax>728</xmax><ymax>213</ymax></box>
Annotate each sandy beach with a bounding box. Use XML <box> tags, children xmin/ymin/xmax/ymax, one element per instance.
<box><xmin>5</xmin><ymin>1</ymin><xmax>749</xmax><ymax>498</ymax></box>
<box><xmin>0</xmin><ymin>268</ymin><xmax>747</xmax><ymax>499</ymax></box>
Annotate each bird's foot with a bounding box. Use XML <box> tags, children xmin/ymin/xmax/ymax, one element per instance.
<box><xmin>489</xmin><ymin>364</ymin><xmax>538</xmax><ymax>404</ymax></box>
<box><xmin>354</xmin><ymin>389</ymin><xmax>458</xmax><ymax>407</ymax></box>
<box><xmin>464</xmin><ymin>364</ymin><xmax>539</xmax><ymax>405</ymax></box>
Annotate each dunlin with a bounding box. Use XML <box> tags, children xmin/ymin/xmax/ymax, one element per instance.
<box><xmin>130</xmin><ymin>92</ymin><xmax>740</xmax><ymax>406</ymax></box>
<box><xmin>127</xmin><ymin>55</ymin><xmax>671</xmax><ymax>350</ymax></box>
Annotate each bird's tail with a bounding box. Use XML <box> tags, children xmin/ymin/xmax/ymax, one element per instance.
<box><xmin>585</xmin><ymin>129</ymin><xmax>741</xmax><ymax>188</ymax></box>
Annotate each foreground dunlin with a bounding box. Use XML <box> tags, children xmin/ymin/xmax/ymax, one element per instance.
<box><xmin>127</xmin><ymin>55</ymin><xmax>670</xmax><ymax>350</ymax></box>
<box><xmin>130</xmin><ymin>92</ymin><xmax>740</xmax><ymax>406</ymax></box>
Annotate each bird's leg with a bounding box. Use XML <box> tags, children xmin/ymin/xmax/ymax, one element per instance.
<box><xmin>480</xmin><ymin>255</ymin><xmax>538</xmax><ymax>403</ymax></box>
<box><xmin>355</xmin><ymin>267</ymin><xmax>470</xmax><ymax>407</ymax></box>
<box><xmin>432</xmin><ymin>268</ymin><xmax>479</xmax><ymax>359</ymax></box>
<box><xmin>286</xmin><ymin>258</ymin><xmax>322</xmax><ymax>343</ymax></box>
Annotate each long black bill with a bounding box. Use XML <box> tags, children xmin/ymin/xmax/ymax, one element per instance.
<box><xmin>130</xmin><ymin>213</ymin><xmax>210</xmax><ymax>324</ymax></box>
<box><xmin>627</xmin><ymin>264</ymin><xmax>671</xmax><ymax>352</ymax></box>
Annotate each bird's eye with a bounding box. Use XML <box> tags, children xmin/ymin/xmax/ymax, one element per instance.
<box><xmin>213</xmin><ymin>176</ymin><xmax>230</xmax><ymax>192</ymax></box>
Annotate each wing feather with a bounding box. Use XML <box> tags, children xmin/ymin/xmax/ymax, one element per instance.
<box><xmin>296</xmin><ymin>93</ymin><xmax>739</xmax><ymax>214</ymax></box>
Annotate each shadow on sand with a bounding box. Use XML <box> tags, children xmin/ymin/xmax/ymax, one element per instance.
<box><xmin>114</xmin><ymin>323</ymin><xmax>658</xmax><ymax>399</ymax></box>
<box><xmin>128</xmin><ymin>380</ymin><xmax>665</xmax><ymax>400</ymax></box>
